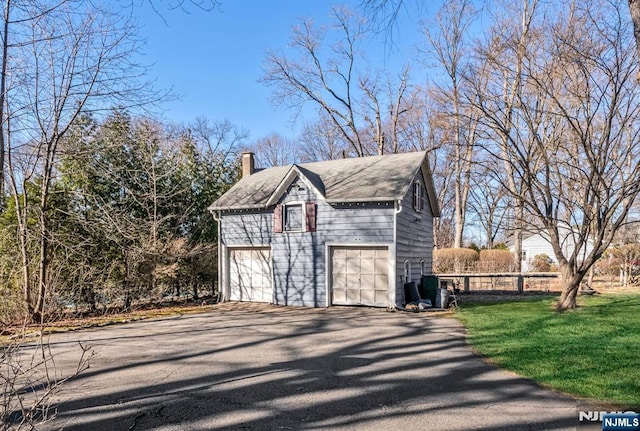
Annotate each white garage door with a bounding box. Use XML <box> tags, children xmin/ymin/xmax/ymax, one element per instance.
<box><xmin>229</xmin><ymin>248</ymin><xmax>272</xmax><ymax>302</ymax></box>
<box><xmin>331</xmin><ymin>246</ymin><xmax>389</xmax><ymax>307</ymax></box>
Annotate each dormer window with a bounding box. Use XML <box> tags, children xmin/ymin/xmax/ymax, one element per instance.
<box><xmin>284</xmin><ymin>204</ymin><xmax>303</xmax><ymax>232</ymax></box>
<box><xmin>273</xmin><ymin>202</ymin><xmax>316</xmax><ymax>233</ymax></box>
<box><xmin>413</xmin><ymin>181</ymin><xmax>424</xmax><ymax>213</ymax></box>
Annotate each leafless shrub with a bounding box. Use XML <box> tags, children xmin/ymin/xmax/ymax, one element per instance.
<box><xmin>434</xmin><ymin>248</ymin><xmax>479</xmax><ymax>273</ymax></box>
<box><xmin>1</xmin><ymin>329</ymin><xmax>93</xmax><ymax>430</ymax></box>
<box><xmin>477</xmin><ymin>249</ymin><xmax>515</xmax><ymax>273</ymax></box>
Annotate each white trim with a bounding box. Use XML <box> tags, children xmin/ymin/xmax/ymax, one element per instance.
<box><xmin>325</xmin><ymin>242</ymin><xmax>392</xmax><ymax>248</ymax></box>
<box><xmin>420</xmin><ymin>259</ymin><xmax>427</xmax><ymax>276</ymax></box>
<box><xmin>390</xmin><ymin>199</ymin><xmax>403</xmax><ymax>307</ymax></box>
<box><xmin>225</xmin><ymin>243</ymin><xmax>271</xmax><ymax>248</ymax></box>
<box><xmin>266</xmin><ymin>165</ymin><xmax>326</xmax><ymax>207</ymax></box>
<box><xmin>325</xmin><ymin>243</ymin><xmax>331</xmax><ymax>308</ymax></box>
<box><xmin>325</xmin><ymin>197</ymin><xmax>399</xmax><ymax>204</ymax></box>
<box><xmin>295</xmin><ymin>170</ymin><xmax>325</xmax><ymax>201</ymax></box>
<box><xmin>388</xmin><ymin>243</ymin><xmax>396</xmax><ymax>307</ymax></box>
<box><xmin>403</xmin><ymin>260</ymin><xmax>412</xmax><ymax>283</ymax></box>
<box><xmin>222</xmin><ymin>243</ymin><xmax>229</xmax><ymax>301</ymax></box>
<box><xmin>270</xmin><ymin>249</ymin><xmax>276</xmax><ymax>304</ymax></box>
<box><xmin>283</xmin><ymin>201</ymin><xmax>305</xmax><ymax>232</ymax></box>
<box><xmin>211</xmin><ymin>210</ymin><xmax>224</xmax><ymax>302</ymax></box>
<box><xmin>266</xmin><ymin>167</ymin><xmax>298</xmax><ymax>207</ymax></box>
<box><xmin>420</xmin><ymin>156</ymin><xmax>441</xmax><ymax>217</ymax></box>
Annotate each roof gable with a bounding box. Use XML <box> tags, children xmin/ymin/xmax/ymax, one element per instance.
<box><xmin>209</xmin><ymin>151</ymin><xmax>439</xmax><ymax>213</ymax></box>
<box><xmin>265</xmin><ymin>165</ymin><xmax>326</xmax><ymax>207</ymax></box>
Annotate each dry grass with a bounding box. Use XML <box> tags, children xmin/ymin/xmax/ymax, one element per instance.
<box><xmin>0</xmin><ymin>301</ymin><xmax>221</xmax><ymax>344</ymax></box>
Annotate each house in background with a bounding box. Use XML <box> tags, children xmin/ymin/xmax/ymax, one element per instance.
<box><xmin>208</xmin><ymin>151</ymin><xmax>440</xmax><ymax>308</ymax></box>
<box><xmin>510</xmin><ymin>227</ymin><xmax>595</xmax><ymax>272</ymax></box>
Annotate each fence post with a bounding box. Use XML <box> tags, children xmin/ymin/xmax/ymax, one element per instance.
<box><xmin>517</xmin><ymin>275</ymin><xmax>524</xmax><ymax>293</ymax></box>
<box><xmin>463</xmin><ymin>276</ymin><xmax>470</xmax><ymax>293</ymax></box>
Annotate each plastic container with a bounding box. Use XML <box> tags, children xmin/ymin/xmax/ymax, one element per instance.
<box><xmin>419</xmin><ymin>275</ymin><xmax>439</xmax><ymax>306</ymax></box>
<box><xmin>435</xmin><ymin>288</ymin><xmax>450</xmax><ymax>308</ymax></box>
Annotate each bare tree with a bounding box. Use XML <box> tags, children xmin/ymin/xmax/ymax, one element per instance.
<box><xmin>467</xmin><ymin>156</ymin><xmax>509</xmax><ymax>249</ymax></box>
<box><xmin>298</xmin><ymin>115</ymin><xmax>351</xmax><ymax>162</ymax></box>
<box><xmin>262</xmin><ymin>6</ymin><xmax>416</xmax><ymax>157</ymax></box>
<box><xmin>462</xmin><ymin>0</ymin><xmax>540</xmax><ymax>272</ymax></box>
<box><xmin>249</xmin><ymin>132</ymin><xmax>301</xmax><ymax>167</ymax></box>
<box><xmin>423</xmin><ymin>0</ymin><xmax>480</xmax><ymax>248</ymax></box>
<box><xmin>145</xmin><ymin>0</ymin><xmax>220</xmax><ymax>15</ymax></box>
<box><xmin>4</xmin><ymin>1</ymin><xmax>158</xmax><ymax>322</ymax></box>
<box><xmin>188</xmin><ymin>117</ymin><xmax>249</xmax><ymax>158</ymax></box>
<box><xmin>629</xmin><ymin>0</ymin><xmax>640</xmax><ymax>61</ymax></box>
<box><xmin>470</xmin><ymin>0</ymin><xmax>640</xmax><ymax>309</ymax></box>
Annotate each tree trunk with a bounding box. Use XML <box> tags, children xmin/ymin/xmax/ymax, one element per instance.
<box><xmin>556</xmin><ymin>265</ymin><xmax>588</xmax><ymax>310</ymax></box>
<box><xmin>0</xmin><ymin>0</ymin><xmax>10</xmax><ymax>210</ymax></box>
<box><xmin>33</xmin><ymin>137</ymin><xmax>56</xmax><ymax>323</ymax></box>
<box><xmin>34</xmin><ymin>190</ymin><xmax>50</xmax><ymax>322</ymax></box>
<box><xmin>587</xmin><ymin>266</ymin><xmax>595</xmax><ymax>287</ymax></box>
<box><xmin>453</xmin><ymin>199</ymin><xmax>464</xmax><ymax>248</ymax></box>
<box><xmin>630</xmin><ymin>0</ymin><xmax>640</xmax><ymax>63</ymax></box>
<box><xmin>513</xmin><ymin>200</ymin><xmax>524</xmax><ymax>273</ymax></box>
<box><xmin>11</xmin><ymin>155</ymin><xmax>32</xmax><ymax>318</ymax></box>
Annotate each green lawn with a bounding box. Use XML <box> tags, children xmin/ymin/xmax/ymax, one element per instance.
<box><xmin>456</xmin><ymin>294</ymin><xmax>640</xmax><ymax>408</ymax></box>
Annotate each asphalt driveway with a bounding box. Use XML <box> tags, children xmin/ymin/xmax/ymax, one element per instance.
<box><xmin>37</xmin><ymin>303</ymin><xmax>598</xmax><ymax>430</ymax></box>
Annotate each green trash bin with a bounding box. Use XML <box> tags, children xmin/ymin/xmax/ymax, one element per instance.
<box><xmin>419</xmin><ymin>275</ymin><xmax>439</xmax><ymax>306</ymax></box>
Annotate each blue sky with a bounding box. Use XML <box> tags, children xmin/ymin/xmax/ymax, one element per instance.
<box><xmin>137</xmin><ymin>1</ymin><xmax>427</xmax><ymax>142</ymax></box>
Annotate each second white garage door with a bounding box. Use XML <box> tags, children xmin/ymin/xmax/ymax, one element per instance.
<box><xmin>331</xmin><ymin>246</ymin><xmax>389</xmax><ymax>307</ymax></box>
<box><xmin>229</xmin><ymin>248</ymin><xmax>272</xmax><ymax>303</ymax></box>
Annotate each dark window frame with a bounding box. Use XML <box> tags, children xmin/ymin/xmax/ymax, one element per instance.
<box><xmin>413</xmin><ymin>181</ymin><xmax>424</xmax><ymax>213</ymax></box>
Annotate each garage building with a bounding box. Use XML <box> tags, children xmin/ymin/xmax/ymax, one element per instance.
<box><xmin>209</xmin><ymin>151</ymin><xmax>440</xmax><ymax>308</ymax></box>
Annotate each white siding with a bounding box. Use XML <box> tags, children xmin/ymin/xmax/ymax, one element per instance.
<box><xmin>513</xmin><ymin>228</ymin><xmax>596</xmax><ymax>272</ymax></box>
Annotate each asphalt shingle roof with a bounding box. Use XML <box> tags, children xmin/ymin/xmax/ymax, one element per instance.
<box><xmin>209</xmin><ymin>151</ymin><xmax>439</xmax><ymax>215</ymax></box>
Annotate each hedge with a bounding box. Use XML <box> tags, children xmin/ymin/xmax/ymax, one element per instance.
<box><xmin>477</xmin><ymin>249</ymin><xmax>515</xmax><ymax>272</ymax></box>
<box><xmin>434</xmin><ymin>248</ymin><xmax>479</xmax><ymax>273</ymax></box>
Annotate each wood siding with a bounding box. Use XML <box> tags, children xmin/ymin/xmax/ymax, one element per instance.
<box><xmin>221</xmin><ymin>211</ymin><xmax>274</xmax><ymax>246</ymax></box>
<box><xmin>395</xmin><ymin>173</ymin><xmax>434</xmax><ymax>306</ymax></box>
<box><xmin>220</xmin><ymin>176</ymin><xmax>394</xmax><ymax>307</ymax></box>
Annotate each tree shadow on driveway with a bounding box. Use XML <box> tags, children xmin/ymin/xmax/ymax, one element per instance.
<box><xmin>41</xmin><ymin>305</ymin><xmax>593</xmax><ymax>430</ymax></box>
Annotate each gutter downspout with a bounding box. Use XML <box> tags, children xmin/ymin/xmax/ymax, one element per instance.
<box><xmin>211</xmin><ymin>209</ymin><xmax>223</xmax><ymax>303</ymax></box>
<box><xmin>391</xmin><ymin>199</ymin><xmax>403</xmax><ymax>309</ymax></box>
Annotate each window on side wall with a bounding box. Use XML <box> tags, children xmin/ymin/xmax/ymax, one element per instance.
<box><xmin>413</xmin><ymin>181</ymin><xmax>424</xmax><ymax>213</ymax></box>
<box><xmin>284</xmin><ymin>204</ymin><xmax>303</xmax><ymax>232</ymax></box>
<box><xmin>404</xmin><ymin>260</ymin><xmax>411</xmax><ymax>283</ymax></box>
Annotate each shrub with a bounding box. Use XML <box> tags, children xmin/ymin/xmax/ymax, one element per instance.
<box><xmin>532</xmin><ymin>254</ymin><xmax>552</xmax><ymax>272</ymax></box>
<box><xmin>468</xmin><ymin>242</ymin><xmax>481</xmax><ymax>253</ymax></box>
<box><xmin>434</xmin><ymin>248</ymin><xmax>479</xmax><ymax>273</ymax></box>
<box><xmin>477</xmin><ymin>249</ymin><xmax>515</xmax><ymax>272</ymax></box>
<box><xmin>493</xmin><ymin>242</ymin><xmax>509</xmax><ymax>250</ymax></box>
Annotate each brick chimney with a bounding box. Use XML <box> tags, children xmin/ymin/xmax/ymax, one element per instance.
<box><xmin>241</xmin><ymin>151</ymin><xmax>255</xmax><ymax>178</ymax></box>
